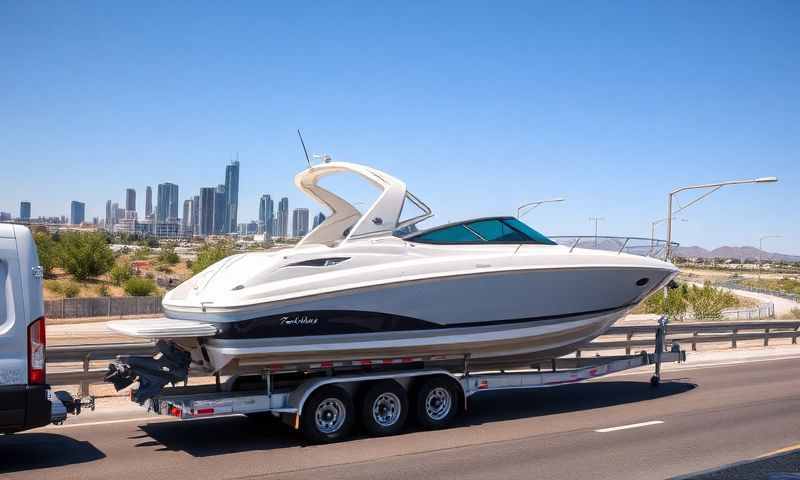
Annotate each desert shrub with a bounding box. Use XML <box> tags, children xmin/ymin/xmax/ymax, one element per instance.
<box><xmin>686</xmin><ymin>283</ymin><xmax>738</xmax><ymax>319</ymax></box>
<box><xmin>191</xmin><ymin>240</ymin><xmax>234</xmax><ymax>275</ymax></box>
<box><xmin>132</xmin><ymin>246</ymin><xmax>151</xmax><ymax>260</ymax></box>
<box><xmin>124</xmin><ymin>277</ymin><xmax>157</xmax><ymax>296</ymax></box>
<box><xmin>97</xmin><ymin>284</ymin><xmax>110</xmax><ymax>297</ymax></box>
<box><xmin>158</xmin><ymin>243</ymin><xmax>180</xmax><ymax>265</ymax></box>
<box><xmin>62</xmin><ymin>281</ymin><xmax>81</xmax><ymax>298</ymax></box>
<box><xmin>110</xmin><ymin>261</ymin><xmax>134</xmax><ymax>286</ymax></box>
<box><xmin>58</xmin><ymin>232</ymin><xmax>114</xmax><ymax>280</ymax></box>
<box><xmin>44</xmin><ymin>279</ymin><xmax>64</xmax><ymax>294</ymax></box>
<box><xmin>642</xmin><ymin>284</ymin><xmax>689</xmax><ymax>321</ymax></box>
<box><xmin>155</xmin><ymin>264</ymin><xmax>172</xmax><ymax>273</ymax></box>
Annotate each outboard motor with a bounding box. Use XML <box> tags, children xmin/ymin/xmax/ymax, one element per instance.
<box><xmin>105</xmin><ymin>340</ymin><xmax>191</xmax><ymax>403</ymax></box>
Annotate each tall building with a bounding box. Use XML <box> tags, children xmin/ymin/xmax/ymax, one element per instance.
<box><xmin>197</xmin><ymin>187</ymin><xmax>216</xmax><ymax>236</ymax></box>
<box><xmin>313</xmin><ymin>212</ymin><xmax>326</xmax><ymax>228</ymax></box>
<box><xmin>213</xmin><ymin>184</ymin><xmax>226</xmax><ymax>234</ymax></box>
<box><xmin>105</xmin><ymin>200</ymin><xmax>113</xmax><ymax>226</ymax></box>
<box><xmin>111</xmin><ymin>202</ymin><xmax>120</xmax><ymax>225</ymax></box>
<box><xmin>70</xmin><ymin>201</ymin><xmax>85</xmax><ymax>225</ymax></box>
<box><xmin>224</xmin><ymin>160</ymin><xmax>240</xmax><ymax>233</ymax></box>
<box><xmin>292</xmin><ymin>208</ymin><xmax>309</xmax><ymax>238</ymax></box>
<box><xmin>19</xmin><ymin>201</ymin><xmax>31</xmax><ymax>221</ymax></box>
<box><xmin>277</xmin><ymin>197</ymin><xmax>289</xmax><ymax>238</ymax></box>
<box><xmin>259</xmin><ymin>194</ymin><xmax>274</xmax><ymax>237</ymax></box>
<box><xmin>125</xmin><ymin>188</ymin><xmax>136</xmax><ymax>213</ymax></box>
<box><xmin>156</xmin><ymin>182</ymin><xmax>179</xmax><ymax>222</ymax></box>
<box><xmin>145</xmin><ymin>186</ymin><xmax>153</xmax><ymax>218</ymax></box>
<box><xmin>182</xmin><ymin>199</ymin><xmax>193</xmax><ymax>232</ymax></box>
<box><xmin>192</xmin><ymin>194</ymin><xmax>200</xmax><ymax>235</ymax></box>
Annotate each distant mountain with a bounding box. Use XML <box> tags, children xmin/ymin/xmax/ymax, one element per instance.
<box><xmin>673</xmin><ymin>245</ymin><xmax>800</xmax><ymax>263</ymax></box>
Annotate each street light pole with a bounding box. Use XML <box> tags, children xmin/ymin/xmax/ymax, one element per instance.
<box><xmin>758</xmin><ymin>235</ymin><xmax>781</xmax><ymax>280</ymax></box>
<box><xmin>516</xmin><ymin>198</ymin><xmax>565</xmax><ymax>218</ymax></box>
<box><xmin>589</xmin><ymin>216</ymin><xmax>604</xmax><ymax>248</ymax></box>
<box><xmin>665</xmin><ymin>177</ymin><xmax>778</xmax><ymax>261</ymax></box>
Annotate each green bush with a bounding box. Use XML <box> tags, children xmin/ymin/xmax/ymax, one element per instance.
<box><xmin>124</xmin><ymin>277</ymin><xmax>157</xmax><ymax>296</ymax></box>
<box><xmin>132</xmin><ymin>246</ymin><xmax>151</xmax><ymax>260</ymax></box>
<box><xmin>62</xmin><ymin>281</ymin><xmax>81</xmax><ymax>298</ymax></box>
<box><xmin>33</xmin><ymin>231</ymin><xmax>59</xmax><ymax>278</ymax></box>
<box><xmin>191</xmin><ymin>240</ymin><xmax>234</xmax><ymax>275</ymax></box>
<box><xmin>44</xmin><ymin>279</ymin><xmax>64</xmax><ymax>294</ymax></box>
<box><xmin>110</xmin><ymin>261</ymin><xmax>134</xmax><ymax>286</ymax></box>
<box><xmin>58</xmin><ymin>232</ymin><xmax>114</xmax><ymax>281</ymax></box>
<box><xmin>158</xmin><ymin>243</ymin><xmax>180</xmax><ymax>265</ymax></box>
<box><xmin>643</xmin><ymin>281</ymin><xmax>739</xmax><ymax>321</ymax></box>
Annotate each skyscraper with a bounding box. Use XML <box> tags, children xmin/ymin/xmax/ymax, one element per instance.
<box><xmin>313</xmin><ymin>212</ymin><xmax>326</xmax><ymax>228</ymax></box>
<box><xmin>111</xmin><ymin>202</ymin><xmax>119</xmax><ymax>224</ymax></box>
<box><xmin>277</xmin><ymin>197</ymin><xmax>289</xmax><ymax>238</ymax></box>
<box><xmin>259</xmin><ymin>194</ymin><xmax>274</xmax><ymax>237</ymax></box>
<box><xmin>19</xmin><ymin>202</ymin><xmax>31</xmax><ymax>221</ymax></box>
<box><xmin>292</xmin><ymin>208</ymin><xmax>309</xmax><ymax>238</ymax></box>
<box><xmin>145</xmin><ymin>186</ymin><xmax>153</xmax><ymax>218</ymax></box>
<box><xmin>213</xmin><ymin>184</ymin><xmax>226</xmax><ymax>234</ymax></box>
<box><xmin>125</xmin><ymin>188</ymin><xmax>136</xmax><ymax>213</ymax></box>
<box><xmin>70</xmin><ymin>201</ymin><xmax>85</xmax><ymax>225</ymax></box>
<box><xmin>198</xmin><ymin>187</ymin><xmax>216</xmax><ymax>236</ymax></box>
<box><xmin>156</xmin><ymin>182</ymin><xmax>179</xmax><ymax>222</ymax></box>
<box><xmin>182</xmin><ymin>199</ymin><xmax>193</xmax><ymax>232</ymax></box>
<box><xmin>192</xmin><ymin>194</ymin><xmax>200</xmax><ymax>235</ymax></box>
<box><xmin>105</xmin><ymin>200</ymin><xmax>113</xmax><ymax>226</ymax></box>
<box><xmin>224</xmin><ymin>160</ymin><xmax>240</xmax><ymax>233</ymax></box>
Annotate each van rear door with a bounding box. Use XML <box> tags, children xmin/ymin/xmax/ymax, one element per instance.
<box><xmin>0</xmin><ymin>224</ymin><xmax>50</xmax><ymax>433</ymax></box>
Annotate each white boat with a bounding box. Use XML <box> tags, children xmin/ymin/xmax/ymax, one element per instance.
<box><xmin>108</xmin><ymin>161</ymin><xmax>678</xmax><ymax>377</ymax></box>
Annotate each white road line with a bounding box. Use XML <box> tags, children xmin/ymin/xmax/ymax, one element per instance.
<box><xmin>42</xmin><ymin>416</ymin><xmax>170</xmax><ymax>429</ymax></box>
<box><xmin>594</xmin><ymin>420</ymin><xmax>664</xmax><ymax>433</ymax></box>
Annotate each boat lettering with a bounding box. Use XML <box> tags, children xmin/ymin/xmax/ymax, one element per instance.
<box><xmin>280</xmin><ymin>315</ymin><xmax>319</xmax><ymax>326</ymax></box>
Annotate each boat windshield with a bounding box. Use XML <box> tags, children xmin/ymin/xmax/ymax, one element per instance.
<box><xmin>406</xmin><ymin>217</ymin><xmax>556</xmax><ymax>245</ymax></box>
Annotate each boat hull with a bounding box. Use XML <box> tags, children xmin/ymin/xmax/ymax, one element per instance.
<box><xmin>203</xmin><ymin>306</ymin><xmax>630</xmax><ymax>373</ymax></box>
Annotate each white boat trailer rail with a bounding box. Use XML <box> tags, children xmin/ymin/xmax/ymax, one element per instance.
<box><xmin>141</xmin><ymin>317</ymin><xmax>684</xmax><ymax>443</ymax></box>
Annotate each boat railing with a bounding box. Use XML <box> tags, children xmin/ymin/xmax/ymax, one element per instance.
<box><xmin>549</xmin><ymin>236</ymin><xmax>679</xmax><ymax>260</ymax></box>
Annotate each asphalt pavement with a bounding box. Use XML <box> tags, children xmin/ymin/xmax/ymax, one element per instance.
<box><xmin>2</xmin><ymin>355</ymin><xmax>799</xmax><ymax>480</ymax></box>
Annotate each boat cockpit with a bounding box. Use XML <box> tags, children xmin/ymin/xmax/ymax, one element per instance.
<box><xmin>403</xmin><ymin>217</ymin><xmax>556</xmax><ymax>245</ymax></box>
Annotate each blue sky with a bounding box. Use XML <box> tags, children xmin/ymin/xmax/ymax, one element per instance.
<box><xmin>1</xmin><ymin>1</ymin><xmax>798</xmax><ymax>253</ymax></box>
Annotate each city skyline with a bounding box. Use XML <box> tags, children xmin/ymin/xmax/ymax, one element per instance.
<box><xmin>2</xmin><ymin>3</ymin><xmax>797</xmax><ymax>252</ymax></box>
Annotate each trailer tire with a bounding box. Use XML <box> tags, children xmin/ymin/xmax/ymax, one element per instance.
<box><xmin>301</xmin><ymin>385</ymin><xmax>355</xmax><ymax>444</ymax></box>
<box><xmin>414</xmin><ymin>376</ymin><xmax>460</xmax><ymax>429</ymax></box>
<box><xmin>360</xmin><ymin>381</ymin><xmax>408</xmax><ymax>436</ymax></box>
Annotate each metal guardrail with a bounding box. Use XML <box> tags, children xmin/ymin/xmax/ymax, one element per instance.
<box><xmin>549</xmin><ymin>236</ymin><xmax>679</xmax><ymax>260</ymax></box>
<box><xmin>45</xmin><ymin>320</ymin><xmax>800</xmax><ymax>395</ymax></box>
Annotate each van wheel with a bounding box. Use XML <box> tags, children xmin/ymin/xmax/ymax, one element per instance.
<box><xmin>361</xmin><ymin>381</ymin><xmax>408</xmax><ymax>436</ymax></box>
<box><xmin>301</xmin><ymin>385</ymin><xmax>354</xmax><ymax>443</ymax></box>
<box><xmin>414</xmin><ymin>377</ymin><xmax>460</xmax><ymax>429</ymax></box>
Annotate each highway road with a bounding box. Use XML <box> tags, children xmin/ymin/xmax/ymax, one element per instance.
<box><xmin>2</xmin><ymin>356</ymin><xmax>799</xmax><ymax>480</ymax></box>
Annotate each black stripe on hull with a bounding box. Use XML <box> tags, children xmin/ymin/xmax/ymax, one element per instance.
<box><xmin>212</xmin><ymin>305</ymin><xmax>633</xmax><ymax>340</ymax></box>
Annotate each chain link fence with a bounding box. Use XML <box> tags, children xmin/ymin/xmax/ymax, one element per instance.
<box><xmin>44</xmin><ymin>296</ymin><xmax>163</xmax><ymax>319</ymax></box>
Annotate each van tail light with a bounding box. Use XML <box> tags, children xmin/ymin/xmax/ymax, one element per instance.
<box><xmin>28</xmin><ymin>317</ymin><xmax>46</xmax><ymax>384</ymax></box>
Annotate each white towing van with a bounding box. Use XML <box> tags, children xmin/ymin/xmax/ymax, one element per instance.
<box><xmin>0</xmin><ymin>223</ymin><xmax>80</xmax><ymax>433</ymax></box>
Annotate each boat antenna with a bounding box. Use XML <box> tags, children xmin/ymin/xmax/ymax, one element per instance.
<box><xmin>297</xmin><ymin>129</ymin><xmax>311</xmax><ymax>167</ymax></box>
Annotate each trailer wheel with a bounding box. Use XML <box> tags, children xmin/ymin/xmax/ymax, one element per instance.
<box><xmin>301</xmin><ymin>385</ymin><xmax>355</xmax><ymax>443</ymax></box>
<box><xmin>414</xmin><ymin>377</ymin><xmax>460</xmax><ymax>429</ymax></box>
<box><xmin>360</xmin><ymin>381</ymin><xmax>408</xmax><ymax>436</ymax></box>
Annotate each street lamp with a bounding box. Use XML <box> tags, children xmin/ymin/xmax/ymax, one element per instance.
<box><xmin>651</xmin><ymin>217</ymin><xmax>687</xmax><ymax>247</ymax></box>
<box><xmin>589</xmin><ymin>216</ymin><xmax>604</xmax><ymax>248</ymax></box>
<box><xmin>758</xmin><ymin>235</ymin><xmax>781</xmax><ymax>279</ymax></box>
<box><xmin>516</xmin><ymin>198</ymin><xmax>565</xmax><ymax>218</ymax></box>
<box><xmin>665</xmin><ymin>176</ymin><xmax>778</xmax><ymax>260</ymax></box>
